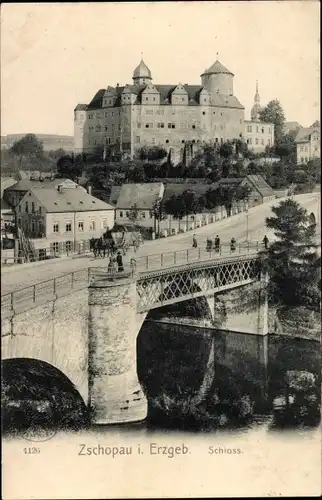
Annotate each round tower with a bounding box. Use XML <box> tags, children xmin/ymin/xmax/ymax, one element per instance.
<box><xmin>201</xmin><ymin>59</ymin><xmax>234</xmax><ymax>97</ymax></box>
<box><xmin>251</xmin><ymin>81</ymin><xmax>261</xmax><ymax>121</ymax></box>
<box><xmin>132</xmin><ymin>58</ymin><xmax>152</xmax><ymax>86</ymax></box>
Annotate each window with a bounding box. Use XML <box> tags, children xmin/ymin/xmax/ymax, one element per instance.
<box><xmin>31</xmin><ymin>220</ymin><xmax>36</xmax><ymax>233</ymax></box>
<box><xmin>119</xmin><ymin>211</ymin><xmax>123</xmax><ymax>218</ymax></box>
<box><xmin>262</xmin><ymin>128</ymin><xmax>265</xmax><ymax>134</ymax></box>
<box><xmin>247</xmin><ymin>138</ymin><xmax>252</xmax><ymax>145</ymax></box>
<box><xmin>145</xmin><ymin>124</ymin><xmax>150</xmax><ymax>128</ymax></box>
<box><xmin>78</xmin><ymin>221</ymin><xmax>84</xmax><ymax>231</ymax></box>
<box><xmin>136</xmin><ymin>136</ymin><xmax>140</xmax><ymax>143</ymax></box>
<box><xmin>300</xmin><ymin>146</ymin><xmax>304</xmax><ymax>151</ymax></box>
<box><xmin>31</xmin><ymin>202</ymin><xmax>35</xmax><ymax>213</ymax></box>
<box><xmin>152</xmin><ymin>138</ymin><xmax>156</xmax><ymax>144</ymax></box>
<box><xmin>145</xmin><ymin>109</ymin><xmax>153</xmax><ymax>115</ymax></box>
<box><xmin>168</xmin><ymin>123</ymin><xmax>172</xmax><ymax>128</ymax></box>
<box><xmin>261</xmin><ymin>139</ymin><xmax>264</xmax><ymax>145</ymax></box>
<box><xmin>192</xmin><ymin>124</ymin><xmax>196</xmax><ymax>129</ymax></box>
<box><xmin>66</xmin><ymin>222</ymin><xmax>72</xmax><ymax>232</ymax></box>
<box><xmin>255</xmin><ymin>138</ymin><xmax>259</xmax><ymax>145</ymax></box>
<box><xmin>202</xmin><ymin>111</ymin><xmax>206</xmax><ymax>115</ymax></box>
<box><xmin>17</xmin><ymin>218</ymin><xmax>22</xmax><ymax>227</ymax></box>
<box><xmin>215</xmin><ymin>138</ymin><xmax>219</xmax><ymax>143</ymax></box>
<box><xmin>149</xmin><ymin>211</ymin><xmax>153</xmax><ymax>219</ymax></box>
<box><xmin>145</xmin><ymin>97</ymin><xmax>148</xmax><ymax>101</ymax></box>
<box><xmin>182</xmin><ymin>140</ymin><xmax>185</xmax><ymax>143</ymax></box>
<box><xmin>300</xmin><ymin>157</ymin><xmax>304</xmax><ymax>163</ymax></box>
<box><xmin>304</xmin><ymin>146</ymin><xmax>308</xmax><ymax>152</ymax></box>
<box><xmin>141</xmin><ymin>212</ymin><xmax>146</xmax><ymax>219</ymax></box>
<box><xmin>247</xmin><ymin>125</ymin><xmax>252</xmax><ymax>133</ymax></box>
<box><xmin>137</xmin><ymin>123</ymin><xmax>141</xmax><ymax>128</ymax></box>
<box><xmin>89</xmin><ymin>220</ymin><xmax>96</xmax><ymax>231</ymax></box>
<box><xmin>165</xmin><ymin>139</ymin><xmax>169</xmax><ymax>143</ymax></box>
<box><xmin>25</xmin><ymin>202</ymin><xmax>29</xmax><ymax>213</ymax></box>
<box><xmin>102</xmin><ymin>219</ymin><xmax>108</xmax><ymax>229</ymax></box>
<box><xmin>66</xmin><ymin>241</ymin><xmax>72</xmax><ymax>252</ymax></box>
<box><xmin>171</xmin><ymin>123</ymin><xmax>175</xmax><ymax>129</ymax></box>
<box><xmin>256</xmin><ymin>126</ymin><xmax>259</xmax><ymax>133</ymax></box>
<box><xmin>52</xmin><ymin>242</ymin><xmax>60</xmax><ymax>254</ymax></box>
<box><xmin>53</xmin><ymin>223</ymin><xmax>59</xmax><ymax>233</ymax></box>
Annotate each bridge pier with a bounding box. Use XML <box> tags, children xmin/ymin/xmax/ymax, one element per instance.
<box><xmin>88</xmin><ymin>275</ymin><xmax>147</xmax><ymax>424</ymax></box>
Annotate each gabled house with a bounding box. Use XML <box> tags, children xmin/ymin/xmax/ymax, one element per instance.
<box><xmin>16</xmin><ymin>184</ymin><xmax>115</xmax><ymax>251</ymax></box>
<box><xmin>295</xmin><ymin>124</ymin><xmax>320</xmax><ymax>164</ymax></box>
<box><xmin>115</xmin><ymin>182</ymin><xmax>164</xmax><ymax>228</ymax></box>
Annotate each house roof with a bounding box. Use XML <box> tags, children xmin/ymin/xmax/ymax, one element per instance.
<box><xmin>163</xmin><ymin>183</ymin><xmax>214</xmax><ymax>203</ymax></box>
<box><xmin>109</xmin><ymin>185</ymin><xmax>122</xmax><ymax>205</ymax></box>
<box><xmin>1</xmin><ymin>177</ymin><xmax>17</xmax><ymax>197</ymax></box>
<box><xmin>26</xmin><ymin>187</ymin><xmax>115</xmax><ymax>213</ymax></box>
<box><xmin>116</xmin><ymin>183</ymin><xmax>163</xmax><ymax>210</ymax></box>
<box><xmin>133</xmin><ymin>59</ymin><xmax>152</xmax><ymax>79</ymax></box>
<box><xmin>5</xmin><ymin>178</ymin><xmax>83</xmax><ymax>192</ymax></box>
<box><xmin>245</xmin><ymin>174</ymin><xmax>275</xmax><ymax>197</ymax></box>
<box><xmin>295</xmin><ymin>126</ymin><xmax>320</xmax><ymax>143</ymax></box>
<box><xmin>1</xmin><ymin>198</ymin><xmax>12</xmax><ymax>212</ymax></box>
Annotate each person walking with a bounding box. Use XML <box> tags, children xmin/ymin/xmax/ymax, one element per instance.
<box><xmin>116</xmin><ymin>251</ymin><xmax>124</xmax><ymax>272</ymax></box>
<box><xmin>192</xmin><ymin>234</ymin><xmax>198</xmax><ymax>248</ymax></box>
<box><xmin>263</xmin><ymin>235</ymin><xmax>269</xmax><ymax>250</ymax></box>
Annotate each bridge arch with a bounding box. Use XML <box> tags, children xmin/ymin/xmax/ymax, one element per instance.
<box><xmin>2</xmin><ymin>358</ymin><xmax>88</xmax><ymax>433</ymax></box>
<box><xmin>309</xmin><ymin>212</ymin><xmax>316</xmax><ymax>226</ymax></box>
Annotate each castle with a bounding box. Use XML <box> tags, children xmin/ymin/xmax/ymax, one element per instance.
<box><xmin>74</xmin><ymin>58</ymin><xmax>274</xmax><ymax>162</ymax></box>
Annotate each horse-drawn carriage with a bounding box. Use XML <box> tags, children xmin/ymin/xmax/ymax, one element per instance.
<box><xmin>89</xmin><ymin>224</ymin><xmax>143</xmax><ymax>258</ymax></box>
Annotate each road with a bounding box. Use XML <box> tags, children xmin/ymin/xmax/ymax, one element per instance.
<box><xmin>1</xmin><ymin>193</ymin><xmax>320</xmax><ymax>294</ymax></box>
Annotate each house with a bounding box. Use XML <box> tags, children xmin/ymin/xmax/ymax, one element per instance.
<box><xmin>3</xmin><ymin>178</ymin><xmax>86</xmax><ymax>208</ymax></box>
<box><xmin>115</xmin><ymin>182</ymin><xmax>164</xmax><ymax>228</ymax></box>
<box><xmin>16</xmin><ymin>184</ymin><xmax>115</xmax><ymax>252</ymax></box>
<box><xmin>295</xmin><ymin>123</ymin><xmax>320</xmax><ymax>164</ymax></box>
<box><xmin>240</xmin><ymin>174</ymin><xmax>275</xmax><ymax>206</ymax></box>
<box><xmin>1</xmin><ymin>177</ymin><xmax>16</xmax><ymax>234</ymax></box>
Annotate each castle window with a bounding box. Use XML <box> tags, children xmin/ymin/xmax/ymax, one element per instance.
<box><xmin>105</xmin><ymin>126</ymin><xmax>108</xmax><ymax>131</ymax></box>
<box><xmin>171</xmin><ymin>124</ymin><xmax>175</xmax><ymax>129</ymax></box>
<box><xmin>262</xmin><ymin>128</ymin><xmax>264</xmax><ymax>134</ymax></box>
<box><xmin>182</xmin><ymin>140</ymin><xmax>185</xmax><ymax>143</ymax></box>
<box><xmin>145</xmin><ymin>97</ymin><xmax>148</xmax><ymax>101</ymax></box>
<box><xmin>255</xmin><ymin>139</ymin><xmax>259</xmax><ymax>145</ymax></box>
<box><xmin>168</xmin><ymin>123</ymin><xmax>172</xmax><ymax>128</ymax></box>
<box><xmin>105</xmin><ymin>113</ymin><xmax>108</xmax><ymax>117</ymax></box>
<box><xmin>165</xmin><ymin>139</ymin><xmax>169</xmax><ymax>143</ymax></box>
<box><xmin>160</xmin><ymin>123</ymin><xmax>164</xmax><ymax>128</ymax></box>
<box><xmin>192</xmin><ymin>124</ymin><xmax>196</xmax><ymax>129</ymax></box>
<box><xmin>145</xmin><ymin>124</ymin><xmax>149</xmax><ymax>128</ymax></box>
<box><xmin>213</xmin><ymin>112</ymin><xmax>216</xmax><ymax>114</ymax></box>
<box><xmin>66</xmin><ymin>222</ymin><xmax>72</xmax><ymax>232</ymax></box>
<box><xmin>136</xmin><ymin>136</ymin><xmax>140</xmax><ymax>143</ymax></box>
<box><xmin>202</xmin><ymin>111</ymin><xmax>206</xmax><ymax>115</ymax></box>
<box><xmin>247</xmin><ymin>125</ymin><xmax>252</xmax><ymax>133</ymax></box>
<box><xmin>261</xmin><ymin>139</ymin><xmax>264</xmax><ymax>145</ymax></box>
<box><xmin>153</xmin><ymin>97</ymin><xmax>156</xmax><ymax>101</ymax></box>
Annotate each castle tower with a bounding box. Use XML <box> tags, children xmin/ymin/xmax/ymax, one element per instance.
<box><xmin>201</xmin><ymin>59</ymin><xmax>234</xmax><ymax>99</ymax></box>
<box><xmin>251</xmin><ymin>81</ymin><xmax>261</xmax><ymax>121</ymax></box>
<box><xmin>132</xmin><ymin>58</ymin><xmax>152</xmax><ymax>86</ymax></box>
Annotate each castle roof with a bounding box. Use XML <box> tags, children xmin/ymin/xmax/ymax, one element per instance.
<box><xmin>133</xmin><ymin>59</ymin><xmax>152</xmax><ymax>79</ymax></box>
<box><xmin>201</xmin><ymin>60</ymin><xmax>234</xmax><ymax>76</ymax></box>
<box><xmin>74</xmin><ymin>104</ymin><xmax>88</xmax><ymax>111</ymax></box>
<box><xmin>87</xmin><ymin>83</ymin><xmax>244</xmax><ymax>109</ymax></box>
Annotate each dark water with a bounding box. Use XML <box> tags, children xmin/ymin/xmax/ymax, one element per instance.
<box><xmin>2</xmin><ymin>321</ymin><xmax>321</xmax><ymax>438</ymax></box>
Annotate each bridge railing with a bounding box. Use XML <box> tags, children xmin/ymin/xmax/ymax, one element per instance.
<box><xmin>1</xmin><ymin>244</ymin><xmax>263</xmax><ymax>315</ymax></box>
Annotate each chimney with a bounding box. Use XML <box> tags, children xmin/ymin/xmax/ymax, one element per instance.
<box><xmin>57</xmin><ymin>184</ymin><xmax>63</xmax><ymax>193</ymax></box>
<box><xmin>87</xmin><ymin>185</ymin><xmax>92</xmax><ymax>196</ymax></box>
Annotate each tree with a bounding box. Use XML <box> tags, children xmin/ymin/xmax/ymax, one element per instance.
<box><xmin>48</xmin><ymin>148</ymin><xmax>67</xmax><ymax>159</ymax></box>
<box><xmin>128</xmin><ymin>164</ymin><xmax>146</xmax><ymax>183</ymax></box>
<box><xmin>219</xmin><ymin>141</ymin><xmax>234</xmax><ymax>159</ymax></box>
<box><xmin>56</xmin><ymin>155</ymin><xmax>83</xmax><ymax>182</ymax></box>
<box><xmin>274</xmin><ymin>132</ymin><xmax>296</xmax><ymax>161</ymax></box>
<box><xmin>259</xmin><ymin>99</ymin><xmax>285</xmax><ymax>143</ymax></box>
<box><xmin>264</xmin><ymin>199</ymin><xmax>320</xmax><ymax>310</ymax></box>
<box><xmin>151</xmin><ymin>196</ymin><xmax>166</xmax><ymax>236</ymax></box>
<box><xmin>10</xmin><ymin>134</ymin><xmax>44</xmax><ymax>157</ymax></box>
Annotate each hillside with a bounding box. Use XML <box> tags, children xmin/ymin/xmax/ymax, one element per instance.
<box><xmin>1</xmin><ymin>134</ymin><xmax>74</xmax><ymax>152</ymax></box>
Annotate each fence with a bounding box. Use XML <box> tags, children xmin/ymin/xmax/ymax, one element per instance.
<box><xmin>1</xmin><ymin>243</ymin><xmax>264</xmax><ymax>315</ymax></box>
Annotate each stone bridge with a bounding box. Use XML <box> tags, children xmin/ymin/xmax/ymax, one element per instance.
<box><xmin>1</xmin><ymin>254</ymin><xmax>267</xmax><ymax>426</ymax></box>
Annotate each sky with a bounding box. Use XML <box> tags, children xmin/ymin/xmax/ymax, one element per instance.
<box><xmin>1</xmin><ymin>1</ymin><xmax>320</xmax><ymax>137</ymax></box>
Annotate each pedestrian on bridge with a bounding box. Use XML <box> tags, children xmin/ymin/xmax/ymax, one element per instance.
<box><xmin>192</xmin><ymin>234</ymin><xmax>198</xmax><ymax>248</ymax></box>
<box><xmin>263</xmin><ymin>235</ymin><xmax>269</xmax><ymax>249</ymax></box>
<box><xmin>116</xmin><ymin>251</ymin><xmax>124</xmax><ymax>272</ymax></box>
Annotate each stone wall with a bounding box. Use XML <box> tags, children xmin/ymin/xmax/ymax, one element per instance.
<box><xmin>1</xmin><ymin>289</ymin><xmax>89</xmax><ymax>403</ymax></box>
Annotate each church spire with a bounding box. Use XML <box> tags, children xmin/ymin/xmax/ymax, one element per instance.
<box><xmin>254</xmin><ymin>80</ymin><xmax>260</xmax><ymax>104</ymax></box>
